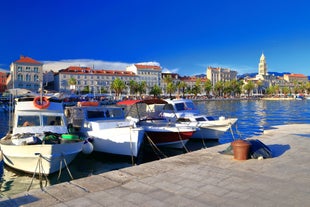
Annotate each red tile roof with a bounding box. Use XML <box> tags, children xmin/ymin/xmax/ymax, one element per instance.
<box><xmin>135</xmin><ymin>64</ymin><xmax>161</xmax><ymax>70</ymax></box>
<box><xmin>15</xmin><ymin>56</ymin><xmax>42</xmax><ymax>65</ymax></box>
<box><xmin>60</xmin><ymin>66</ymin><xmax>136</xmax><ymax>76</ymax></box>
<box><xmin>287</xmin><ymin>74</ymin><xmax>307</xmax><ymax>78</ymax></box>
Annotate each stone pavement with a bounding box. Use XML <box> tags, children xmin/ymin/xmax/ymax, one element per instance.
<box><xmin>0</xmin><ymin>124</ymin><xmax>309</xmax><ymax>207</ymax></box>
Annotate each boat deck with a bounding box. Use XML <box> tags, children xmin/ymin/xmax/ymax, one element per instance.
<box><xmin>1</xmin><ymin>124</ymin><xmax>310</xmax><ymax>207</ymax></box>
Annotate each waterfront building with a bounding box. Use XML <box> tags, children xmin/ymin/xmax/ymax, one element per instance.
<box><xmin>54</xmin><ymin>66</ymin><xmax>138</xmax><ymax>95</ymax></box>
<box><xmin>161</xmin><ymin>72</ymin><xmax>180</xmax><ymax>95</ymax></box>
<box><xmin>180</xmin><ymin>76</ymin><xmax>208</xmax><ymax>96</ymax></box>
<box><xmin>7</xmin><ymin>56</ymin><xmax>43</xmax><ymax>92</ymax></box>
<box><xmin>126</xmin><ymin>64</ymin><xmax>162</xmax><ymax>94</ymax></box>
<box><xmin>206</xmin><ymin>66</ymin><xmax>237</xmax><ymax>86</ymax></box>
<box><xmin>283</xmin><ymin>73</ymin><xmax>308</xmax><ymax>83</ymax></box>
<box><xmin>0</xmin><ymin>71</ymin><xmax>8</xmax><ymax>93</ymax></box>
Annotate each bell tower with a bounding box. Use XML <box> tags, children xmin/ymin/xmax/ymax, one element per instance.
<box><xmin>258</xmin><ymin>53</ymin><xmax>267</xmax><ymax>76</ymax></box>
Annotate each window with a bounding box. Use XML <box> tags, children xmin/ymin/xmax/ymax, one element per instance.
<box><xmin>43</xmin><ymin>115</ymin><xmax>63</xmax><ymax>126</ymax></box>
<box><xmin>26</xmin><ymin>74</ymin><xmax>31</xmax><ymax>81</ymax></box>
<box><xmin>17</xmin><ymin>115</ymin><xmax>40</xmax><ymax>127</ymax></box>
<box><xmin>26</xmin><ymin>67</ymin><xmax>31</xmax><ymax>72</ymax></box>
<box><xmin>17</xmin><ymin>66</ymin><xmax>22</xmax><ymax>72</ymax></box>
<box><xmin>17</xmin><ymin>74</ymin><xmax>23</xmax><ymax>81</ymax></box>
<box><xmin>34</xmin><ymin>67</ymin><xmax>39</xmax><ymax>73</ymax></box>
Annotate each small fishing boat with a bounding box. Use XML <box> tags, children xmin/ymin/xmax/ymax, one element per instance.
<box><xmin>161</xmin><ymin>98</ymin><xmax>238</xmax><ymax>140</ymax></box>
<box><xmin>65</xmin><ymin>105</ymin><xmax>145</xmax><ymax>157</ymax></box>
<box><xmin>117</xmin><ymin>99</ymin><xmax>196</xmax><ymax>148</ymax></box>
<box><xmin>0</xmin><ymin>96</ymin><xmax>87</xmax><ymax>175</ymax></box>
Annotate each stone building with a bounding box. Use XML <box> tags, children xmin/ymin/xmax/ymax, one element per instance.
<box><xmin>8</xmin><ymin>56</ymin><xmax>43</xmax><ymax>92</ymax></box>
<box><xmin>206</xmin><ymin>66</ymin><xmax>237</xmax><ymax>86</ymax></box>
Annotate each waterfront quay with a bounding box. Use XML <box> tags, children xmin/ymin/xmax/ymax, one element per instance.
<box><xmin>1</xmin><ymin>124</ymin><xmax>309</xmax><ymax>207</ymax></box>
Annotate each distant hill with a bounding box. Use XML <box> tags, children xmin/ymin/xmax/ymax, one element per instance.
<box><xmin>237</xmin><ymin>72</ymin><xmax>292</xmax><ymax>79</ymax></box>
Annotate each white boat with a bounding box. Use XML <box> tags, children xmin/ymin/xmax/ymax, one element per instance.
<box><xmin>117</xmin><ymin>99</ymin><xmax>196</xmax><ymax>148</ymax></box>
<box><xmin>0</xmin><ymin>96</ymin><xmax>86</xmax><ymax>175</ymax></box>
<box><xmin>161</xmin><ymin>98</ymin><xmax>238</xmax><ymax>140</ymax></box>
<box><xmin>65</xmin><ymin>104</ymin><xmax>145</xmax><ymax>157</ymax></box>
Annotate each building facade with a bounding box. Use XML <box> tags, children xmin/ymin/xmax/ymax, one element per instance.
<box><xmin>206</xmin><ymin>66</ymin><xmax>237</xmax><ymax>86</ymax></box>
<box><xmin>0</xmin><ymin>71</ymin><xmax>8</xmax><ymax>93</ymax></box>
<box><xmin>8</xmin><ymin>56</ymin><xmax>43</xmax><ymax>92</ymax></box>
<box><xmin>283</xmin><ymin>74</ymin><xmax>308</xmax><ymax>83</ymax></box>
<box><xmin>54</xmin><ymin>66</ymin><xmax>139</xmax><ymax>95</ymax></box>
<box><xmin>126</xmin><ymin>64</ymin><xmax>162</xmax><ymax>94</ymax></box>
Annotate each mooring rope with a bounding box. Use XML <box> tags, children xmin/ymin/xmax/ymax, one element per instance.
<box><xmin>27</xmin><ymin>153</ymin><xmax>48</xmax><ymax>192</ymax></box>
<box><xmin>176</xmin><ymin>126</ymin><xmax>189</xmax><ymax>153</ymax></box>
<box><xmin>57</xmin><ymin>153</ymin><xmax>74</xmax><ymax>181</ymax></box>
<box><xmin>144</xmin><ymin>132</ymin><xmax>167</xmax><ymax>159</ymax></box>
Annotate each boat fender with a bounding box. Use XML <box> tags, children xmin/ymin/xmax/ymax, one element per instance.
<box><xmin>64</xmin><ymin>108</ymin><xmax>71</xmax><ymax>118</ymax></box>
<box><xmin>82</xmin><ymin>140</ymin><xmax>94</xmax><ymax>154</ymax></box>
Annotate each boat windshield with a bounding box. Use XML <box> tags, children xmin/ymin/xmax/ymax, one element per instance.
<box><xmin>184</xmin><ymin>102</ymin><xmax>196</xmax><ymax>111</ymax></box>
<box><xmin>175</xmin><ymin>102</ymin><xmax>197</xmax><ymax>111</ymax></box>
<box><xmin>43</xmin><ymin>115</ymin><xmax>64</xmax><ymax>126</ymax></box>
<box><xmin>17</xmin><ymin>115</ymin><xmax>40</xmax><ymax>127</ymax></box>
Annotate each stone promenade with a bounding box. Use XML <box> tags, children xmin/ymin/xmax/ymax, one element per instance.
<box><xmin>0</xmin><ymin>124</ymin><xmax>309</xmax><ymax>206</ymax></box>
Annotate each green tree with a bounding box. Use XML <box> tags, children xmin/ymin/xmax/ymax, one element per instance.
<box><xmin>137</xmin><ymin>81</ymin><xmax>147</xmax><ymax>97</ymax></box>
<box><xmin>204</xmin><ymin>79</ymin><xmax>212</xmax><ymax>96</ymax></box>
<box><xmin>214</xmin><ymin>81</ymin><xmax>224</xmax><ymax>97</ymax></box>
<box><xmin>129</xmin><ymin>80</ymin><xmax>139</xmax><ymax>96</ymax></box>
<box><xmin>149</xmin><ymin>84</ymin><xmax>162</xmax><ymax>98</ymax></box>
<box><xmin>166</xmin><ymin>82</ymin><xmax>176</xmax><ymax>98</ymax></box>
<box><xmin>243</xmin><ymin>80</ymin><xmax>255</xmax><ymax>97</ymax></box>
<box><xmin>163</xmin><ymin>75</ymin><xmax>173</xmax><ymax>95</ymax></box>
<box><xmin>111</xmin><ymin>78</ymin><xmax>126</xmax><ymax>99</ymax></box>
<box><xmin>177</xmin><ymin>81</ymin><xmax>187</xmax><ymax>98</ymax></box>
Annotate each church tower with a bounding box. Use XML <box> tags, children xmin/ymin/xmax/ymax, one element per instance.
<box><xmin>258</xmin><ymin>53</ymin><xmax>267</xmax><ymax>75</ymax></box>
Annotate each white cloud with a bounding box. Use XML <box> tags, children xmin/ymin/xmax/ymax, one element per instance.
<box><xmin>42</xmin><ymin>59</ymin><xmax>134</xmax><ymax>72</ymax></box>
<box><xmin>0</xmin><ymin>68</ymin><xmax>9</xmax><ymax>72</ymax></box>
<box><xmin>136</xmin><ymin>61</ymin><xmax>161</xmax><ymax>66</ymax></box>
<box><xmin>161</xmin><ymin>67</ymin><xmax>179</xmax><ymax>73</ymax></box>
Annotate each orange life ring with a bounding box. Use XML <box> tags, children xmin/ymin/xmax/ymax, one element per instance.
<box><xmin>33</xmin><ymin>96</ymin><xmax>50</xmax><ymax>109</ymax></box>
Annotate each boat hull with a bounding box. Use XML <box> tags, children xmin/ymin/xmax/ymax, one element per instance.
<box><xmin>143</xmin><ymin>127</ymin><xmax>193</xmax><ymax>148</ymax></box>
<box><xmin>191</xmin><ymin>118</ymin><xmax>237</xmax><ymax>139</ymax></box>
<box><xmin>87</xmin><ymin>127</ymin><xmax>145</xmax><ymax>157</ymax></box>
<box><xmin>0</xmin><ymin>141</ymin><xmax>83</xmax><ymax>175</ymax></box>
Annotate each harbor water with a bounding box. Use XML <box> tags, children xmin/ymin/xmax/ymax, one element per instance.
<box><xmin>0</xmin><ymin>99</ymin><xmax>310</xmax><ymax>197</ymax></box>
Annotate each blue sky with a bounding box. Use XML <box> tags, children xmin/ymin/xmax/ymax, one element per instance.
<box><xmin>0</xmin><ymin>0</ymin><xmax>309</xmax><ymax>76</ymax></box>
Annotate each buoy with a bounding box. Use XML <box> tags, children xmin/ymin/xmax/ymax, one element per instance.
<box><xmin>33</xmin><ymin>96</ymin><xmax>50</xmax><ymax>109</ymax></box>
<box><xmin>82</xmin><ymin>140</ymin><xmax>94</xmax><ymax>154</ymax></box>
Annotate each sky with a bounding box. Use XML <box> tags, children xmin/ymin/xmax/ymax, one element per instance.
<box><xmin>0</xmin><ymin>0</ymin><xmax>310</xmax><ymax>76</ymax></box>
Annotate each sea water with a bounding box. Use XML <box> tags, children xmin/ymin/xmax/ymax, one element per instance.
<box><xmin>1</xmin><ymin>99</ymin><xmax>310</xmax><ymax>197</ymax></box>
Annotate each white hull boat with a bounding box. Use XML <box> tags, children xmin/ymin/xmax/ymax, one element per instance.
<box><xmin>153</xmin><ymin>98</ymin><xmax>238</xmax><ymax>140</ymax></box>
<box><xmin>65</xmin><ymin>105</ymin><xmax>145</xmax><ymax>157</ymax></box>
<box><xmin>0</xmin><ymin>96</ymin><xmax>85</xmax><ymax>175</ymax></box>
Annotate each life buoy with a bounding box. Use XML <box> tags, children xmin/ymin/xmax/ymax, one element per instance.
<box><xmin>33</xmin><ymin>96</ymin><xmax>50</xmax><ymax>109</ymax></box>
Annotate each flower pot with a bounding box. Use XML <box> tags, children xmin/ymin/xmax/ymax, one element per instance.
<box><xmin>231</xmin><ymin>140</ymin><xmax>250</xmax><ymax>160</ymax></box>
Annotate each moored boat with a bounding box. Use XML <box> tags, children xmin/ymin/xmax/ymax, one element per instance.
<box><xmin>65</xmin><ymin>105</ymin><xmax>145</xmax><ymax>157</ymax></box>
<box><xmin>0</xmin><ymin>96</ymin><xmax>86</xmax><ymax>175</ymax></box>
<box><xmin>117</xmin><ymin>99</ymin><xmax>196</xmax><ymax>148</ymax></box>
<box><xmin>161</xmin><ymin>98</ymin><xmax>238</xmax><ymax>140</ymax></box>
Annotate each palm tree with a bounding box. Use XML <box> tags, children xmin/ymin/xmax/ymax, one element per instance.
<box><xmin>243</xmin><ymin>80</ymin><xmax>255</xmax><ymax>97</ymax></box>
<box><xmin>149</xmin><ymin>84</ymin><xmax>162</xmax><ymax>98</ymax></box>
<box><xmin>166</xmin><ymin>82</ymin><xmax>176</xmax><ymax>98</ymax></box>
<box><xmin>129</xmin><ymin>80</ymin><xmax>139</xmax><ymax>96</ymax></box>
<box><xmin>177</xmin><ymin>81</ymin><xmax>187</xmax><ymax>98</ymax></box>
<box><xmin>111</xmin><ymin>78</ymin><xmax>126</xmax><ymax>99</ymax></box>
<box><xmin>163</xmin><ymin>75</ymin><xmax>173</xmax><ymax>95</ymax></box>
<box><xmin>204</xmin><ymin>79</ymin><xmax>212</xmax><ymax>96</ymax></box>
<box><xmin>137</xmin><ymin>81</ymin><xmax>147</xmax><ymax>97</ymax></box>
<box><xmin>214</xmin><ymin>81</ymin><xmax>224</xmax><ymax>97</ymax></box>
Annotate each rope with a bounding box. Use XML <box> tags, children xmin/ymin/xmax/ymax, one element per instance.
<box><xmin>129</xmin><ymin>127</ymin><xmax>135</xmax><ymax>165</ymax></box>
<box><xmin>144</xmin><ymin>132</ymin><xmax>167</xmax><ymax>159</ymax></box>
<box><xmin>57</xmin><ymin>153</ymin><xmax>74</xmax><ymax>181</ymax></box>
<box><xmin>176</xmin><ymin>126</ymin><xmax>189</xmax><ymax>153</ymax></box>
<box><xmin>27</xmin><ymin>153</ymin><xmax>48</xmax><ymax>192</ymax></box>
